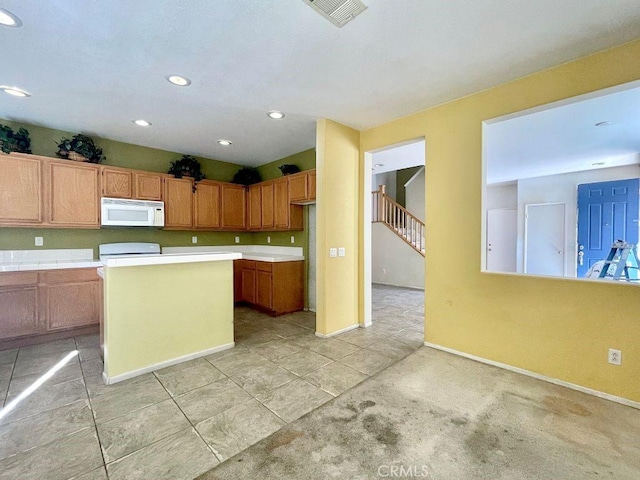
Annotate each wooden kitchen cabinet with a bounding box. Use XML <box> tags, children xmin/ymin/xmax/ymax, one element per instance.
<box><xmin>0</xmin><ymin>268</ymin><xmax>100</xmax><ymax>346</ymax></box>
<box><xmin>0</xmin><ymin>153</ymin><xmax>42</xmax><ymax>225</ymax></box>
<box><xmin>164</xmin><ymin>177</ymin><xmax>193</xmax><ymax>228</ymax></box>
<box><xmin>48</xmin><ymin>161</ymin><xmax>100</xmax><ymax>227</ymax></box>
<box><xmin>289</xmin><ymin>169</ymin><xmax>316</xmax><ymax>204</ymax></box>
<box><xmin>221</xmin><ymin>183</ymin><xmax>246</xmax><ymax>229</ymax></box>
<box><xmin>261</xmin><ymin>181</ymin><xmax>275</xmax><ymax>229</ymax></box>
<box><xmin>134</xmin><ymin>172</ymin><xmax>163</xmax><ymax>201</ymax></box>
<box><xmin>308</xmin><ymin>170</ymin><xmax>316</xmax><ymax>200</ymax></box>
<box><xmin>234</xmin><ymin>260</ymin><xmax>303</xmax><ymax>315</ymax></box>
<box><xmin>274</xmin><ymin>177</ymin><xmax>303</xmax><ymax>231</ymax></box>
<box><xmin>194</xmin><ymin>180</ymin><xmax>221</xmax><ymax>229</ymax></box>
<box><xmin>247</xmin><ymin>184</ymin><xmax>262</xmax><ymax>230</ymax></box>
<box><xmin>102</xmin><ymin>167</ymin><xmax>132</xmax><ymax>198</ymax></box>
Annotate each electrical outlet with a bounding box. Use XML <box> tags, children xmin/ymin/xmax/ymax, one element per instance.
<box><xmin>267</xmin><ymin>236</ymin><xmax>271</xmax><ymax>244</ymax></box>
<box><xmin>329</xmin><ymin>248</ymin><xmax>338</xmax><ymax>258</ymax></box>
<box><xmin>235</xmin><ymin>236</ymin><xmax>240</xmax><ymax>244</ymax></box>
<box><xmin>290</xmin><ymin>235</ymin><xmax>295</xmax><ymax>244</ymax></box>
<box><xmin>191</xmin><ymin>236</ymin><xmax>198</xmax><ymax>244</ymax></box>
<box><xmin>34</xmin><ymin>237</ymin><xmax>43</xmax><ymax>247</ymax></box>
<box><xmin>608</xmin><ymin>348</ymin><xmax>622</xmax><ymax>366</ymax></box>
<box><xmin>338</xmin><ymin>247</ymin><xmax>346</xmax><ymax>257</ymax></box>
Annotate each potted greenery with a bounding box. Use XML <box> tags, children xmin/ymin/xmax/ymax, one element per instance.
<box><xmin>232</xmin><ymin>167</ymin><xmax>262</xmax><ymax>185</ymax></box>
<box><xmin>168</xmin><ymin>155</ymin><xmax>205</xmax><ymax>192</ymax></box>
<box><xmin>278</xmin><ymin>164</ymin><xmax>300</xmax><ymax>176</ymax></box>
<box><xmin>0</xmin><ymin>124</ymin><xmax>32</xmax><ymax>154</ymax></box>
<box><xmin>56</xmin><ymin>134</ymin><xmax>105</xmax><ymax>163</ymax></box>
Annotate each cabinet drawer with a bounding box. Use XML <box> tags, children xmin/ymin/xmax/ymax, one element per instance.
<box><xmin>41</xmin><ymin>268</ymin><xmax>100</xmax><ymax>284</ymax></box>
<box><xmin>256</xmin><ymin>262</ymin><xmax>272</xmax><ymax>272</ymax></box>
<box><xmin>0</xmin><ymin>271</ymin><xmax>38</xmax><ymax>287</ymax></box>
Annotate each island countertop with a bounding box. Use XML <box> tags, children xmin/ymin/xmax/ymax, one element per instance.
<box><xmin>101</xmin><ymin>251</ymin><xmax>242</xmax><ymax>268</ymax></box>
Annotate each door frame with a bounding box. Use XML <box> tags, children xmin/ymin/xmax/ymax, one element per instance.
<box><xmin>524</xmin><ymin>202</ymin><xmax>566</xmax><ymax>277</ymax></box>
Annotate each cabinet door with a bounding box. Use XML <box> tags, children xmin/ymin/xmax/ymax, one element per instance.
<box><xmin>0</xmin><ymin>286</ymin><xmax>39</xmax><ymax>339</ymax></box>
<box><xmin>256</xmin><ymin>270</ymin><xmax>273</xmax><ymax>310</ymax></box>
<box><xmin>42</xmin><ymin>269</ymin><xmax>100</xmax><ymax>331</ymax></box>
<box><xmin>241</xmin><ymin>264</ymin><xmax>256</xmax><ymax>303</ymax></box>
<box><xmin>102</xmin><ymin>168</ymin><xmax>132</xmax><ymax>198</ymax></box>
<box><xmin>248</xmin><ymin>184</ymin><xmax>262</xmax><ymax>230</ymax></box>
<box><xmin>164</xmin><ymin>177</ymin><xmax>193</xmax><ymax>228</ymax></box>
<box><xmin>49</xmin><ymin>162</ymin><xmax>100</xmax><ymax>226</ymax></box>
<box><xmin>274</xmin><ymin>178</ymin><xmax>290</xmax><ymax>229</ymax></box>
<box><xmin>233</xmin><ymin>260</ymin><xmax>243</xmax><ymax>303</ymax></box>
<box><xmin>261</xmin><ymin>181</ymin><xmax>275</xmax><ymax>229</ymax></box>
<box><xmin>221</xmin><ymin>183</ymin><xmax>246</xmax><ymax>229</ymax></box>
<box><xmin>308</xmin><ymin>170</ymin><xmax>316</xmax><ymax>200</ymax></box>
<box><xmin>0</xmin><ymin>154</ymin><xmax>42</xmax><ymax>224</ymax></box>
<box><xmin>135</xmin><ymin>172</ymin><xmax>163</xmax><ymax>200</ymax></box>
<box><xmin>288</xmin><ymin>172</ymin><xmax>308</xmax><ymax>202</ymax></box>
<box><xmin>194</xmin><ymin>181</ymin><xmax>221</xmax><ymax>229</ymax></box>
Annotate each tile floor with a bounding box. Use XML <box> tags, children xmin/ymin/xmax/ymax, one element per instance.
<box><xmin>0</xmin><ymin>284</ymin><xmax>424</xmax><ymax>480</ymax></box>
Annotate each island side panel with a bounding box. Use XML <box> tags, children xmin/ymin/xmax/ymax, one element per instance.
<box><xmin>103</xmin><ymin>260</ymin><xmax>234</xmax><ymax>381</ymax></box>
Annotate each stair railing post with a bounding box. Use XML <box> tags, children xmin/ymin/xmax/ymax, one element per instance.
<box><xmin>379</xmin><ymin>185</ymin><xmax>386</xmax><ymax>223</ymax></box>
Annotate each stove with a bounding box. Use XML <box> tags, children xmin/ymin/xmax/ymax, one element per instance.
<box><xmin>99</xmin><ymin>242</ymin><xmax>161</xmax><ymax>261</ymax></box>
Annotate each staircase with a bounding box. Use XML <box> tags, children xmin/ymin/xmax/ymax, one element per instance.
<box><xmin>372</xmin><ymin>185</ymin><xmax>425</xmax><ymax>256</ymax></box>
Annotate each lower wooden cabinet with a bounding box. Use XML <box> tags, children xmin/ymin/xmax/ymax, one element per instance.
<box><xmin>234</xmin><ymin>260</ymin><xmax>304</xmax><ymax>315</ymax></box>
<box><xmin>0</xmin><ymin>268</ymin><xmax>101</xmax><ymax>343</ymax></box>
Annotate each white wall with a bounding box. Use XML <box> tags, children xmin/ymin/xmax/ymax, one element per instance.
<box><xmin>373</xmin><ymin>171</ymin><xmax>397</xmax><ymax>200</ymax></box>
<box><xmin>405</xmin><ymin>167</ymin><xmax>425</xmax><ymax>222</ymax></box>
<box><xmin>371</xmin><ymin>223</ymin><xmax>425</xmax><ymax>289</ymax></box>
<box><xmin>486</xmin><ymin>183</ymin><xmax>517</xmax><ymax>210</ymax></box>
<box><xmin>516</xmin><ymin>165</ymin><xmax>640</xmax><ymax>276</ymax></box>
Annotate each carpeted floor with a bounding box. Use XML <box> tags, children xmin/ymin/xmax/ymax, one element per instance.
<box><xmin>198</xmin><ymin>346</ymin><xmax>640</xmax><ymax>480</ymax></box>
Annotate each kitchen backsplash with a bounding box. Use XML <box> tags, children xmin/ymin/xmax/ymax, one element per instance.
<box><xmin>0</xmin><ymin>248</ymin><xmax>94</xmax><ymax>263</ymax></box>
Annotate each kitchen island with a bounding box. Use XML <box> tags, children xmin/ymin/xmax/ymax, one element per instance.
<box><xmin>100</xmin><ymin>251</ymin><xmax>241</xmax><ymax>384</ymax></box>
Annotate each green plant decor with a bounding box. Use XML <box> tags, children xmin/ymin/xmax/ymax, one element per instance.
<box><xmin>56</xmin><ymin>134</ymin><xmax>106</xmax><ymax>163</ymax></box>
<box><xmin>168</xmin><ymin>155</ymin><xmax>205</xmax><ymax>192</ymax></box>
<box><xmin>232</xmin><ymin>167</ymin><xmax>262</xmax><ymax>185</ymax></box>
<box><xmin>278</xmin><ymin>164</ymin><xmax>300</xmax><ymax>176</ymax></box>
<box><xmin>0</xmin><ymin>124</ymin><xmax>32</xmax><ymax>154</ymax></box>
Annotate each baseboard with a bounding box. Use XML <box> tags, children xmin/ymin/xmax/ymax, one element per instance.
<box><xmin>315</xmin><ymin>324</ymin><xmax>360</xmax><ymax>338</ymax></box>
<box><xmin>423</xmin><ymin>342</ymin><xmax>640</xmax><ymax>410</ymax></box>
<box><xmin>372</xmin><ymin>282</ymin><xmax>425</xmax><ymax>291</ymax></box>
<box><xmin>103</xmin><ymin>342</ymin><xmax>235</xmax><ymax>385</ymax></box>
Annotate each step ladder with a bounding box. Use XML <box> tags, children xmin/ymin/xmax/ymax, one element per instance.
<box><xmin>598</xmin><ymin>240</ymin><xmax>640</xmax><ymax>282</ymax></box>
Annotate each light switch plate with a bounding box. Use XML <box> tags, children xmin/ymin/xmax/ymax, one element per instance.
<box><xmin>35</xmin><ymin>237</ymin><xmax>43</xmax><ymax>247</ymax></box>
<box><xmin>338</xmin><ymin>247</ymin><xmax>346</xmax><ymax>257</ymax></box>
<box><xmin>191</xmin><ymin>236</ymin><xmax>198</xmax><ymax>244</ymax></box>
<box><xmin>290</xmin><ymin>236</ymin><xmax>295</xmax><ymax>244</ymax></box>
<box><xmin>329</xmin><ymin>248</ymin><xmax>338</xmax><ymax>258</ymax></box>
<box><xmin>267</xmin><ymin>236</ymin><xmax>271</xmax><ymax>244</ymax></box>
<box><xmin>235</xmin><ymin>236</ymin><xmax>240</xmax><ymax>244</ymax></box>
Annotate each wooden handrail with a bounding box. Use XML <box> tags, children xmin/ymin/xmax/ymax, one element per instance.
<box><xmin>372</xmin><ymin>185</ymin><xmax>425</xmax><ymax>256</ymax></box>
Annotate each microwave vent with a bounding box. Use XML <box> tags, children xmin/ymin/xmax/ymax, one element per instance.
<box><xmin>303</xmin><ymin>0</ymin><xmax>367</xmax><ymax>27</ymax></box>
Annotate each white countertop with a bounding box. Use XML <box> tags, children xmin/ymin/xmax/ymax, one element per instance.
<box><xmin>101</xmin><ymin>251</ymin><xmax>242</xmax><ymax>268</ymax></box>
<box><xmin>0</xmin><ymin>259</ymin><xmax>102</xmax><ymax>272</ymax></box>
<box><xmin>162</xmin><ymin>245</ymin><xmax>305</xmax><ymax>262</ymax></box>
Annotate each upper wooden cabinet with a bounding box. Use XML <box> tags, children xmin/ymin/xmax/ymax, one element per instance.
<box><xmin>289</xmin><ymin>169</ymin><xmax>316</xmax><ymax>204</ymax></box>
<box><xmin>48</xmin><ymin>161</ymin><xmax>100</xmax><ymax>227</ymax></box>
<box><xmin>194</xmin><ymin>180</ymin><xmax>221</xmax><ymax>229</ymax></box>
<box><xmin>248</xmin><ymin>184</ymin><xmax>262</xmax><ymax>230</ymax></box>
<box><xmin>164</xmin><ymin>177</ymin><xmax>193</xmax><ymax>228</ymax></box>
<box><xmin>221</xmin><ymin>183</ymin><xmax>246</xmax><ymax>229</ymax></box>
<box><xmin>261</xmin><ymin>181</ymin><xmax>275</xmax><ymax>230</ymax></box>
<box><xmin>0</xmin><ymin>153</ymin><xmax>42</xmax><ymax>224</ymax></box>
<box><xmin>274</xmin><ymin>177</ymin><xmax>303</xmax><ymax>231</ymax></box>
<box><xmin>135</xmin><ymin>172</ymin><xmax>163</xmax><ymax>201</ymax></box>
<box><xmin>102</xmin><ymin>167</ymin><xmax>132</xmax><ymax>198</ymax></box>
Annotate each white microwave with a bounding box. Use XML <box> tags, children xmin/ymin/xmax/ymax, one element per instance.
<box><xmin>101</xmin><ymin>198</ymin><xmax>165</xmax><ymax>227</ymax></box>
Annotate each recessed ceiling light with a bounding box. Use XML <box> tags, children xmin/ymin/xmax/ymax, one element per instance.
<box><xmin>166</xmin><ymin>75</ymin><xmax>191</xmax><ymax>87</ymax></box>
<box><xmin>133</xmin><ymin>119</ymin><xmax>151</xmax><ymax>127</ymax></box>
<box><xmin>0</xmin><ymin>8</ymin><xmax>22</xmax><ymax>27</ymax></box>
<box><xmin>0</xmin><ymin>86</ymin><xmax>30</xmax><ymax>97</ymax></box>
<box><xmin>595</xmin><ymin>121</ymin><xmax>611</xmax><ymax>127</ymax></box>
<box><xmin>217</xmin><ymin>139</ymin><xmax>232</xmax><ymax>146</ymax></box>
<box><xmin>591</xmin><ymin>161</ymin><xmax>606</xmax><ymax>166</ymax></box>
<box><xmin>374</xmin><ymin>163</ymin><xmax>384</xmax><ymax>167</ymax></box>
<box><xmin>268</xmin><ymin>111</ymin><xmax>285</xmax><ymax>119</ymax></box>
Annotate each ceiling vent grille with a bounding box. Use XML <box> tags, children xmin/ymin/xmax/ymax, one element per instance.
<box><xmin>303</xmin><ymin>0</ymin><xmax>367</xmax><ymax>28</ymax></box>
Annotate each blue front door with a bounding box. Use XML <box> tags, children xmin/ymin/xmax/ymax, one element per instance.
<box><xmin>577</xmin><ymin>178</ymin><xmax>639</xmax><ymax>277</ymax></box>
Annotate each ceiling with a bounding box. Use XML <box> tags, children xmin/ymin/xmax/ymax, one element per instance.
<box><xmin>371</xmin><ymin>140</ymin><xmax>424</xmax><ymax>174</ymax></box>
<box><xmin>486</xmin><ymin>82</ymin><xmax>640</xmax><ymax>184</ymax></box>
<box><xmin>1</xmin><ymin>1</ymin><xmax>640</xmax><ymax>167</ymax></box>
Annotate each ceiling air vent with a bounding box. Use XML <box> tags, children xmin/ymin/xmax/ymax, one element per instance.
<box><xmin>303</xmin><ymin>0</ymin><xmax>367</xmax><ymax>28</ymax></box>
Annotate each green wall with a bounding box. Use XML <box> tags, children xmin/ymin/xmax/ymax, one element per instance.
<box><xmin>257</xmin><ymin>148</ymin><xmax>316</xmax><ymax>181</ymax></box>
<box><xmin>395</xmin><ymin>166</ymin><xmax>423</xmax><ymax>207</ymax></box>
<box><xmin>0</xmin><ymin>119</ymin><xmax>314</xmax><ymax>259</ymax></box>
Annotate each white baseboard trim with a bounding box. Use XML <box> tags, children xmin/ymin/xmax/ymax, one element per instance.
<box><xmin>423</xmin><ymin>342</ymin><xmax>640</xmax><ymax>411</ymax></box>
<box><xmin>363</xmin><ymin>321</ymin><xmax>373</xmax><ymax>327</ymax></box>
<box><xmin>103</xmin><ymin>342</ymin><xmax>235</xmax><ymax>385</ymax></box>
<box><xmin>315</xmin><ymin>324</ymin><xmax>360</xmax><ymax>338</ymax></box>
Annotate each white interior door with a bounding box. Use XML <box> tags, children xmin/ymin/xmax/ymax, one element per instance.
<box><xmin>525</xmin><ymin>203</ymin><xmax>565</xmax><ymax>276</ymax></box>
<box><xmin>486</xmin><ymin>209</ymin><xmax>517</xmax><ymax>272</ymax></box>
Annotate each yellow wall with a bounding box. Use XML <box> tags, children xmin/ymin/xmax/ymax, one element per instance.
<box><xmin>103</xmin><ymin>261</ymin><xmax>234</xmax><ymax>379</ymax></box>
<box><xmin>316</xmin><ymin>119</ymin><xmax>360</xmax><ymax>335</ymax></box>
<box><xmin>358</xmin><ymin>39</ymin><xmax>640</xmax><ymax>402</ymax></box>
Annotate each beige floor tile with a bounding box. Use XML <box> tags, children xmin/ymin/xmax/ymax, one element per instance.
<box><xmin>273</xmin><ymin>350</ymin><xmax>333</xmax><ymax>376</ymax></box>
<box><xmin>307</xmin><ymin>338</ymin><xmax>361</xmax><ymax>360</ymax></box>
<box><xmin>336</xmin><ymin>328</ymin><xmax>386</xmax><ymax>348</ymax></box>
<box><xmin>174</xmin><ymin>378</ymin><xmax>252</xmax><ymax>424</ymax></box>
<box><xmin>154</xmin><ymin>358</ymin><xmax>225</xmax><ymax>396</ymax></box>
<box><xmin>12</xmin><ymin>349</ymin><xmax>80</xmax><ymax>379</ymax></box>
<box><xmin>303</xmin><ymin>362</ymin><xmax>369</xmax><ymax>396</ymax></box>
<box><xmin>230</xmin><ymin>363</ymin><xmax>298</xmax><ymax>396</ymax></box>
<box><xmin>252</xmin><ymin>339</ymin><xmax>305</xmax><ymax>361</ymax></box>
<box><xmin>0</xmin><ymin>349</ymin><xmax>17</xmax><ymax>367</ymax></box>
<box><xmin>208</xmin><ymin>350</ymin><xmax>269</xmax><ymax>376</ymax></box>
<box><xmin>338</xmin><ymin>349</ymin><xmax>395</xmax><ymax>376</ymax></box>
<box><xmin>69</xmin><ymin>467</ymin><xmax>108</xmax><ymax>480</ymax></box>
<box><xmin>365</xmin><ymin>338</ymin><xmax>418</xmax><ymax>361</ymax></box>
<box><xmin>257</xmin><ymin>378</ymin><xmax>333</xmax><ymax>422</ymax></box>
